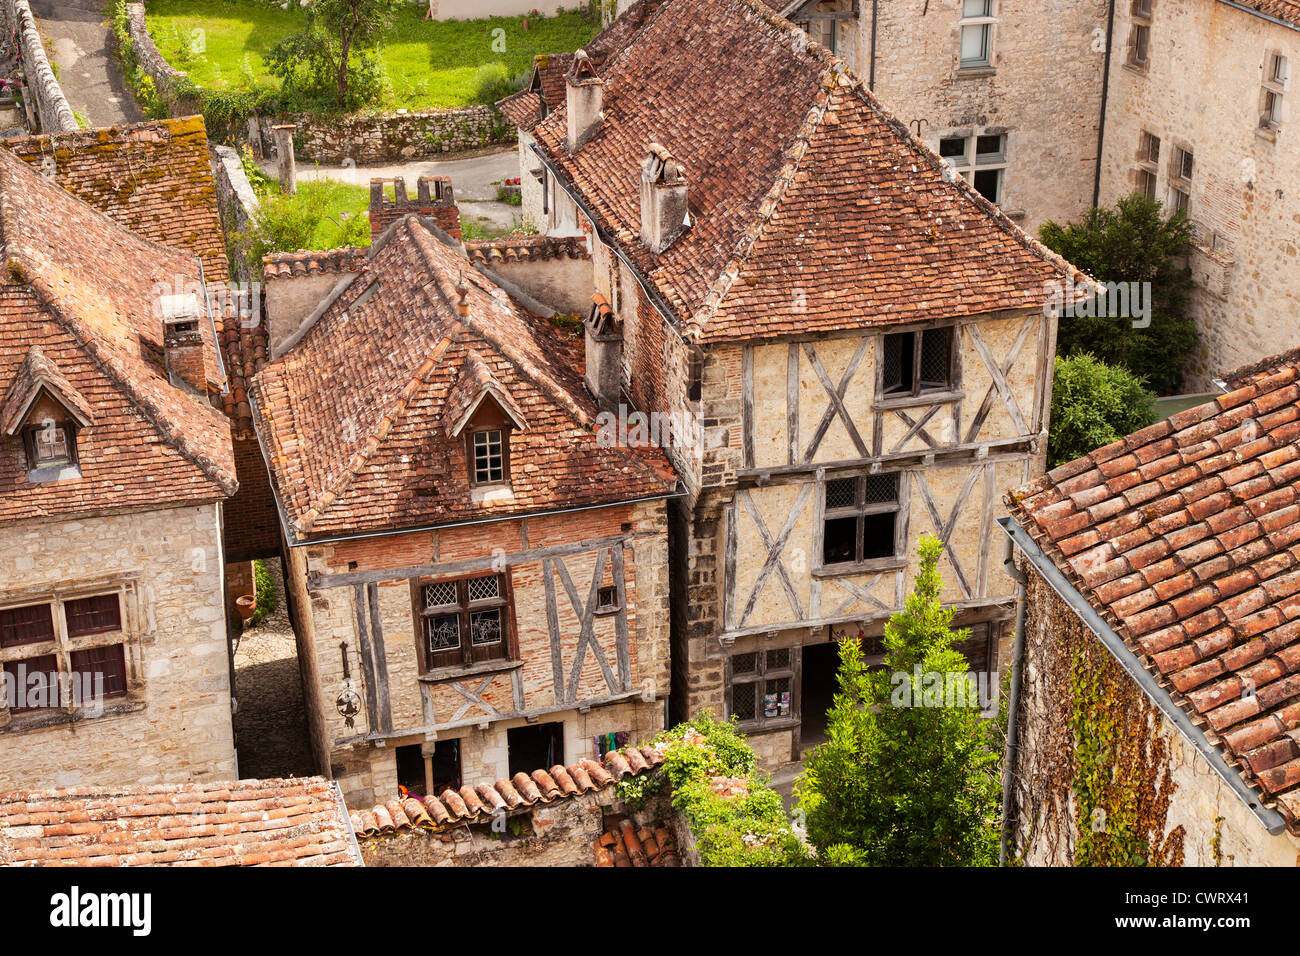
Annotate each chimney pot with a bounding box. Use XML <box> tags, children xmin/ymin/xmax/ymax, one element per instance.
<box><xmin>369</xmin><ymin>175</ymin><xmax>460</xmax><ymax>242</ymax></box>
<box><xmin>159</xmin><ymin>293</ymin><xmax>210</xmax><ymax>397</ymax></box>
<box><xmin>584</xmin><ymin>294</ymin><xmax>622</xmax><ymax>410</ymax></box>
<box><xmin>640</xmin><ymin>143</ymin><xmax>691</xmax><ymax>254</ymax></box>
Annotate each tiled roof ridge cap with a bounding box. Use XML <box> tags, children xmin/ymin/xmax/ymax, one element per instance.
<box><xmin>464</xmin><ymin>234</ymin><xmax>591</xmax><ymax>264</ymax></box>
<box><xmin>347</xmin><ymin>744</ymin><xmax>668</xmax><ymax>838</ymax></box>
<box><xmin>1223</xmin><ymin>345</ymin><xmax>1300</xmax><ymax>387</ymax></box>
<box><xmin>0</xmin><ymin>114</ymin><xmax>196</xmax><ymax>153</ymax></box>
<box><xmin>16</xmin><ymin>262</ymin><xmax>238</xmax><ymax>497</ymax></box>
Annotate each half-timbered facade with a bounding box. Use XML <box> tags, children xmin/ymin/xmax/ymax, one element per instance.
<box><xmin>516</xmin><ymin>0</ymin><xmax>1088</xmax><ymax>763</ymax></box>
<box><xmin>249</xmin><ymin>212</ymin><xmax>678</xmax><ymax>808</ymax></box>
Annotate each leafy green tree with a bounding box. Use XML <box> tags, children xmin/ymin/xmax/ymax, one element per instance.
<box><xmin>266</xmin><ymin>0</ymin><xmax>401</xmax><ymax>111</ymax></box>
<box><xmin>1048</xmin><ymin>352</ymin><xmax>1157</xmax><ymax>469</ymax></box>
<box><xmin>1039</xmin><ymin>193</ymin><xmax>1197</xmax><ymax>393</ymax></box>
<box><xmin>796</xmin><ymin>536</ymin><xmax>1001</xmax><ymax>866</ymax></box>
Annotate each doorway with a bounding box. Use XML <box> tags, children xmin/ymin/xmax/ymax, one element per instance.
<box><xmin>508</xmin><ymin>722</ymin><xmax>565</xmax><ymax>776</ymax></box>
<box><xmin>800</xmin><ymin>641</ymin><xmax>840</xmax><ymax>750</ymax></box>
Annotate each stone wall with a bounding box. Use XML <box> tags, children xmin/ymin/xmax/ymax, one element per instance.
<box><xmin>1014</xmin><ymin>571</ymin><xmax>1300</xmax><ymax>866</ymax></box>
<box><xmin>290</xmin><ymin>501</ymin><xmax>672</xmax><ymax>809</ymax></box>
<box><xmin>0</xmin><ymin>504</ymin><xmax>237</xmax><ymax>791</ymax></box>
<box><xmin>1096</xmin><ymin>0</ymin><xmax>1300</xmax><ymax>388</ymax></box>
<box><xmin>257</xmin><ymin>106</ymin><xmax>515</xmax><ymax>165</ymax></box>
<box><xmin>859</xmin><ymin>0</ymin><xmax>1106</xmax><ymax>235</ymax></box>
<box><xmin>210</xmin><ymin>144</ymin><xmax>260</xmax><ymax>287</ymax></box>
<box><xmin>125</xmin><ymin>2</ymin><xmax>191</xmax><ymax>108</ymax></box>
<box><xmin>6</xmin><ymin>0</ymin><xmax>78</xmax><ymax>133</ymax></box>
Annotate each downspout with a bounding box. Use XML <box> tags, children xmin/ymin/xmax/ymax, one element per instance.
<box><xmin>869</xmin><ymin>0</ymin><xmax>879</xmax><ymax>89</ymax></box>
<box><xmin>1092</xmin><ymin>0</ymin><xmax>1116</xmax><ymax>208</ymax></box>
<box><xmin>998</xmin><ymin>529</ymin><xmax>1030</xmax><ymax>866</ymax></box>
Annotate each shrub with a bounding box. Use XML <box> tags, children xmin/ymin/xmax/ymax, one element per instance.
<box><xmin>248</xmin><ymin>559</ymin><xmax>279</xmax><ymax>626</ymax></box>
<box><xmin>1038</xmin><ymin>193</ymin><xmax>1198</xmax><ymax>394</ymax></box>
<box><xmin>265</xmin><ymin>0</ymin><xmax>401</xmax><ymax>112</ymax></box>
<box><xmin>1048</xmin><ymin>353</ymin><xmax>1158</xmax><ymax>469</ymax></box>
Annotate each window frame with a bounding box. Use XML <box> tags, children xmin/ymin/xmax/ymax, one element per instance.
<box><xmin>1127</xmin><ymin>0</ymin><xmax>1153</xmax><ymax>70</ymax></box>
<box><xmin>726</xmin><ymin>645</ymin><xmax>801</xmax><ymax>731</ymax></box>
<box><xmin>0</xmin><ymin>588</ymin><xmax>131</xmax><ymax>719</ymax></box>
<box><xmin>1135</xmin><ymin>130</ymin><xmax>1160</xmax><ymax>199</ymax></box>
<box><xmin>410</xmin><ymin>572</ymin><xmax>518</xmax><ymax>674</ymax></box>
<box><xmin>1260</xmin><ymin>52</ymin><xmax>1288</xmax><ymax>132</ymax></box>
<box><xmin>879</xmin><ymin>326</ymin><xmax>958</xmax><ymax>400</ymax></box>
<box><xmin>817</xmin><ymin>471</ymin><xmax>907</xmax><ymax>574</ymax></box>
<box><xmin>468</xmin><ymin>426</ymin><xmax>509</xmax><ymax>486</ymax></box>
<box><xmin>958</xmin><ymin>0</ymin><xmax>997</xmax><ymax>71</ymax></box>
<box><xmin>21</xmin><ymin>419</ymin><xmax>78</xmax><ymax>472</ymax></box>
<box><xmin>938</xmin><ymin>133</ymin><xmax>1007</xmax><ymax>204</ymax></box>
<box><xmin>1169</xmin><ymin>144</ymin><xmax>1193</xmax><ymax>216</ymax></box>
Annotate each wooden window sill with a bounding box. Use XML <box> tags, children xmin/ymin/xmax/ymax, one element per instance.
<box><xmin>419</xmin><ymin>659</ymin><xmax>523</xmax><ymax>684</ymax></box>
<box><xmin>873</xmin><ymin>389</ymin><xmax>964</xmax><ymax>411</ymax></box>
<box><xmin>814</xmin><ymin>558</ymin><xmax>907</xmax><ymax>578</ymax></box>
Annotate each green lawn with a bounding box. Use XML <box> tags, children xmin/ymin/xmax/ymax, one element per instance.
<box><xmin>145</xmin><ymin>0</ymin><xmax>602</xmax><ymax>111</ymax></box>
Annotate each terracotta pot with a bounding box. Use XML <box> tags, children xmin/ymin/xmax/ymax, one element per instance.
<box><xmin>235</xmin><ymin>594</ymin><xmax>257</xmax><ymax>621</ymax></box>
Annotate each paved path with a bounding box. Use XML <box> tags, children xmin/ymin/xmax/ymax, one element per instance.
<box><xmin>262</xmin><ymin>145</ymin><xmax>526</xmax><ymax>234</ymax></box>
<box><xmin>31</xmin><ymin>0</ymin><xmax>141</xmax><ymax>128</ymax></box>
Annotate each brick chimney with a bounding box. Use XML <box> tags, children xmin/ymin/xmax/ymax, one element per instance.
<box><xmin>640</xmin><ymin>144</ymin><xmax>690</xmax><ymax>254</ymax></box>
<box><xmin>584</xmin><ymin>293</ymin><xmax>622</xmax><ymax>410</ymax></box>
<box><xmin>369</xmin><ymin>176</ymin><xmax>460</xmax><ymax>242</ymax></box>
<box><xmin>159</xmin><ymin>293</ymin><xmax>210</xmax><ymax>397</ymax></box>
<box><xmin>566</xmin><ymin>50</ymin><xmax>605</xmax><ymax>153</ymax></box>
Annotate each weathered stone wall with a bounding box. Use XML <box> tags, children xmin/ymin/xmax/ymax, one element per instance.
<box><xmin>210</xmin><ymin>144</ymin><xmax>260</xmax><ymax>287</ymax></box>
<box><xmin>289</xmin><ymin>501</ymin><xmax>671</xmax><ymax>808</ymax></box>
<box><xmin>7</xmin><ymin>0</ymin><xmax>78</xmax><ymax>133</ymax></box>
<box><xmin>1014</xmin><ymin>569</ymin><xmax>1300</xmax><ymax>866</ymax></box>
<box><xmin>257</xmin><ymin>106</ymin><xmax>515</xmax><ymax>165</ymax></box>
<box><xmin>0</xmin><ymin>504</ymin><xmax>237</xmax><ymax>790</ymax></box>
<box><xmin>125</xmin><ymin>2</ymin><xmax>191</xmax><ymax>107</ymax></box>
<box><xmin>517</xmin><ymin>130</ymin><xmax>546</xmax><ymax>232</ymax></box>
<box><xmin>1097</xmin><ymin>0</ymin><xmax>1300</xmax><ymax>388</ymax></box>
<box><xmin>859</xmin><ymin>0</ymin><xmax>1106</xmax><ymax>235</ymax></box>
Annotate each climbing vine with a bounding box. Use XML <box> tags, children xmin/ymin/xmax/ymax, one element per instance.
<box><xmin>1010</xmin><ymin>574</ymin><xmax>1185</xmax><ymax>866</ymax></box>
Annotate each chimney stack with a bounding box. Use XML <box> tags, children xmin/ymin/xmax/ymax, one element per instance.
<box><xmin>640</xmin><ymin>144</ymin><xmax>690</xmax><ymax>254</ymax></box>
<box><xmin>566</xmin><ymin>50</ymin><xmax>605</xmax><ymax>153</ymax></box>
<box><xmin>159</xmin><ymin>293</ymin><xmax>211</xmax><ymax>398</ymax></box>
<box><xmin>584</xmin><ymin>294</ymin><xmax>622</xmax><ymax>410</ymax></box>
<box><xmin>369</xmin><ymin>176</ymin><xmax>460</xmax><ymax>243</ymax></box>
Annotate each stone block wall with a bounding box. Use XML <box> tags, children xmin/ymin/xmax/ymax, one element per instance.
<box><xmin>0</xmin><ymin>504</ymin><xmax>237</xmax><ymax>790</ymax></box>
<box><xmin>1097</xmin><ymin>0</ymin><xmax>1300</xmax><ymax>388</ymax></box>
<box><xmin>260</xmin><ymin>106</ymin><xmax>515</xmax><ymax>166</ymax></box>
<box><xmin>210</xmin><ymin>144</ymin><xmax>260</xmax><ymax>287</ymax></box>
<box><xmin>6</xmin><ymin>0</ymin><xmax>78</xmax><ymax>133</ymax></box>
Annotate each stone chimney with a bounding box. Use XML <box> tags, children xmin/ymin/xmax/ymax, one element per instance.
<box><xmin>159</xmin><ymin>293</ymin><xmax>210</xmax><ymax>397</ymax></box>
<box><xmin>640</xmin><ymin>143</ymin><xmax>690</xmax><ymax>254</ymax></box>
<box><xmin>584</xmin><ymin>293</ymin><xmax>622</xmax><ymax>410</ymax></box>
<box><xmin>566</xmin><ymin>50</ymin><xmax>605</xmax><ymax>153</ymax></box>
<box><xmin>369</xmin><ymin>176</ymin><xmax>460</xmax><ymax>242</ymax></box>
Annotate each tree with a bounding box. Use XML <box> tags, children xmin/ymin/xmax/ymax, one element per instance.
<box><xmin>1048</xmin><ymin>352</ymin><xmax>1157</xmax><ymax>469</ymax></box>
<box><xmin>1039</xmin><ymin>193</ymin><xmax>1197</xmax><ymax>394</ymax></box>
<box><xmin>795</xmin><ymin>536</ymin><xmax>1001</xmax><ymax>866</ymax></box>
<box><xmin>266</xmin><ymin>0</ymin><xmax>401</xmax><ymax>111</ymax></box>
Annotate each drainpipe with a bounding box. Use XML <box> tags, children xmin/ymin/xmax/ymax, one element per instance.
<box><xmin>998</xmin><ymin>529</ymin><xmax>1029</xmax><ymax>866</ymax></box>
<box><xmin>1092</xmin><ymin>0</ymin><xmax>1116</xmax><ymax>208</ymax></box>
<box><xmin>869</xmin><ymin>0</ymin><xmax>879</xmax><ymax>88</ymax></box>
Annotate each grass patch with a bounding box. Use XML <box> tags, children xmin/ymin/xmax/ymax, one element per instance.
<box><xmin>144</xmin><ymin>0</ymin><xmax>602</xmax><ymax>112</ymax></box>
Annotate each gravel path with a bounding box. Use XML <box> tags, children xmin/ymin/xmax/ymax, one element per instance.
<box><xmin>232</xmin><ymin>560</ymin><xmax>316</xmax><ymax>780</ymax></box>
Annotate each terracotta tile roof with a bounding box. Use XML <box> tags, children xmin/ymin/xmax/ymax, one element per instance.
<box><xmin>0</xmin><ymin>777</ymin><xmax>361</xmax><ymax>866</ymax></box>
<box><xmin>499</xmin><ymin>1</ymin><xmax>667</xmax><ymax>131</ymax></box>
<box><xmin>529</xmin><ymin>0</ymin><xmax>1082</xmax><ymax>344</ymax></box>
<box><xmin>1008</xmin><ymin>351</ymin><xmax>1300</xmax><ymax>832</ymax></box>
<box><xmin>349</xmin><ymin>745</ymin><xmax>664</xmax><ymax>838</ymax></box>
<box><xmin>250</xmin><ymin>215</ymin><xmax>677</xmax><ymax>541</ymax></box>
<box><xmin>1230</xmin><ymin>0</ymin><xmax>1300</xmax><ymax>27</ymax></box>
<box><xmin>594</xmin><ymin>815</ymin><xmax>681</xmax><ymax>866</ymax></box>
<box><xmin>0</xmin><ymin>345</ymin><xmax>94</xmax><ymax>435</ymax></box>
<box><xmin>0</xmin><ymin>147</ymin><xmax>237</xmax><ymax>523</ymax></box>
<box><xmin>216</xmin><ymin>292</ymin><xmax>269</xmax><ymax>440</ymax></box>
<box><xmin>262</xmin><ymin>247</ymin><xmax>368</xmax><ymax>282</ymax></box>
<box><xmin>3</xmin><ymin>116</ymin><xmax>229</xmax><ymax>280</ymax></box>
<box><xmin>465</xmin><ymin>235</ymin><xmax>590</xmax><ymax>267</ymax></box>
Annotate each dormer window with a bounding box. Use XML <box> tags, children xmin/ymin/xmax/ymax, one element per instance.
<box><xmin>471</xmin><ymin>428</ymin><xmax>507</xmax><ymax>485</ymax></box>
<box><xmin>2</xmin><ymin>347</ymin><xmax>93</xmax><ymax>482</ymax></box>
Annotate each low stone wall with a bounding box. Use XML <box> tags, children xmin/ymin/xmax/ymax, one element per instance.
<box><xmin>5</xmin><ymin>0</ymin><xmax>77</xmax><ymax>132</ymax></box>
<box><xmin>210</xmin><ymin>144</ymin><xmax>261</xmax><ymax>286</ymax></box>
<box><xmin>257</xmin><ymin>105</ymin><xmax>515</xmax><ymax>165</ymax></box>
<box><xmin>126</xmin><ymin>2</ymin><xmax>186</xmax><ymax>95</ymax></box>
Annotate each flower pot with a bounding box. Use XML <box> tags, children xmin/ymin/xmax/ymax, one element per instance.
<box><xmin>235</xmin><ymin>594</ymin><xmax>257</xmax><ymax>622</ymax></box>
